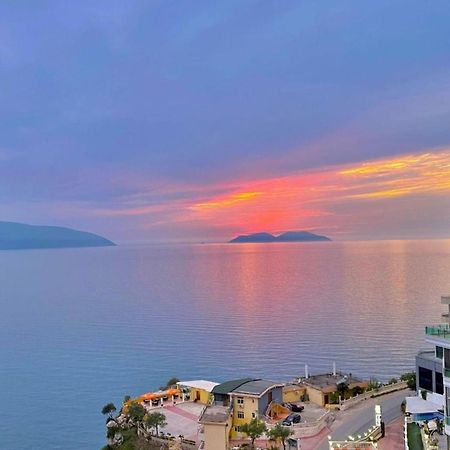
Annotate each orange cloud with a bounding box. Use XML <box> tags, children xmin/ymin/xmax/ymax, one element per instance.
<box><xmin>90</xmin><ymin>147</ymin><xmax>450</xmax><ymax>238</ymax></box>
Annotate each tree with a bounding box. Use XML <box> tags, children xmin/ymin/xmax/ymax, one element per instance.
<box><xmin>101</xmin><ymin>402</ymin><xmax>117</xmax><ymax>418</ymax></box>
<box><xmin>145</xmin><ymin>411</ymin><xmax>167</xmax><ymax>435</ymax></box>
<box><xmin>400</xmin><ymin>372</ymin><xmax>416</xmax><ymax>390</ymax></box>
<box><xmin>160</xmin><ymin>377</ymin><xmax>180</xmax><ymax>390</ymax></box>
<box><xmin>123</xmin><ymin>395</ymin><xmax>131</xmax><ymax>403</ymax></box>
<box><xmin>127</xmin><ymin>402</ymin><xmax>146</xmax><ymax>424</ymax></box>
<box><xmin>329</xmin><ymin>392</ymin><xmax>339</xmax><ymax>404</ymax></box>
<box><xmin>240</xmin><ymin>418</ymin><xmax>267</xmax><ymax>448</ymax></box>
<box><xmin>268</xmin><ymin>424</ymin><xmax>294</xmax><ymax>450</ymax></box>
<box><xmin>336</xmin><ymin>381</ymin><xmax>349</xmax><ymax>400</ymax></box>
<box><xmin>351</xmin><ymin>386</ymin><xmax>363</xmax><ymax>396</ymax></box>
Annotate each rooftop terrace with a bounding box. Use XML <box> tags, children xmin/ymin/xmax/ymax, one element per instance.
<box><xmin>199</xmin><ymin>405</ymin><xmax>232</xmax><ymax>424</ymax></box>
<box><xmin>300</xmin><ymin>373</ymin><xmax>365</xmax><ymax>390</ymax></box>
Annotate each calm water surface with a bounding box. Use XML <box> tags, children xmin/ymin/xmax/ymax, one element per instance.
<box><xmin>1</xmin><ymin>240</ymin><xmax>450</xmax><ymax>449</ymax></box>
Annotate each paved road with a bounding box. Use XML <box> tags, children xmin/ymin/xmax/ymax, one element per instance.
<box><xmin>314</xmin><ymin>389</ymin><xmax>411</xmax><ymax>450</ymax></box>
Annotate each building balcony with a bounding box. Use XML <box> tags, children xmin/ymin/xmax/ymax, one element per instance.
<box><xmin>425</xmin><ymin>325</ymin><xmax>450</xmax><ymax>340</ymax></box>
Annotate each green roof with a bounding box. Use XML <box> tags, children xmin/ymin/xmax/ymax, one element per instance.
<box><xmin>212</xmin><ymin>378</ymin><xmax>256</xmax><ymax>395</ymax></box>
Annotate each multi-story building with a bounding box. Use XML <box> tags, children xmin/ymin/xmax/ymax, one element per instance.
<box><xmin>420</xmin><ymin>295</ymin><xmax>450</xmax><ymax>447</ymax></box>
<box><xmin>228</xmin><ymin>379</ymin><xmax>284</xmax><ymax>438</ymax></box>
<box><xmin>199</xmin><ymin>378</ymin><xmax>284</xmax><ymax>449</ymax></box>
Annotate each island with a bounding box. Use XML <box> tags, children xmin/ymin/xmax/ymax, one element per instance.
<box><xmin>229</xmin><ymin>230</ymin><xmax>331</xmax><ymax>243</ymax></box>
<box><xmin>0</xmin><ymin>221</ymin><xmax>116</xmax><ymax>250</ymax></box>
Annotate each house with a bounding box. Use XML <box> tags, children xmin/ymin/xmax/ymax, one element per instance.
<box><xmin>199</xmin><ymin>377</ymin><xmax>284</xmax><ymax>447</ymax></box>
<box><xmin>213</xmin><ymin>378</ymin><xmax>284</xmax><ymax>438</ymax></box>
<box><xmin>177</xmin><ymin>380</ymin><xmax>219</xmax><ymax>404</ymax></box>
<box><xmin>282</xmin><ymin>384</ymin><xmax>306</xmax><ymax>403</ymax></box>
<box><xmin>299</xmin><ymin>373</ymin><xmax>368</xmax><ymax>406</ymax></box>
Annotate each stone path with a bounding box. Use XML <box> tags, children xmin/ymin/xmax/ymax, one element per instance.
<box><xmin>378</xmin><ymin>416</ymin><xmax>404</xmax><ymax>450</ymax></box>
<box><xmin>163</xmin><ymin>405</ymin><xmax>199</xmax><ymax>421</ymax></box>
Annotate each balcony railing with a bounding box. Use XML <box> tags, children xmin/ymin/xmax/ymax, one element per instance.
<box><xmin>425</xmin><ymin>325</ymin><xmax>450</xmax><ymax>339</ymax></box>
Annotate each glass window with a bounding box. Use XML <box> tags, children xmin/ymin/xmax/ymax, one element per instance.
<box><xmin>436</xmin><ymin>346</ymin><xmax>444</xmax><ymax>359</ymax></box>
<box><xmin>237</xmin><ymin>397</ymin><xmax>244</xmax><ymax>404</ymax></box>
<box><xmin>418</xmin><ymin>367</ymin><xmax>433</xmax><ymax>391</ymax></box>
<box><xmin>436</xmin><ymin>372</ymin><xmax>444</xmax><ymax>395</ymax></box>
<box><xmin>237</xmin><ymin>411</ymin><xmax>244</xmax><ymax>419</ymax></box>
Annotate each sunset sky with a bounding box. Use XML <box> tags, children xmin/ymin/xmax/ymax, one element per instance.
<box><xmin>1</xmin><ymin>1</ymin><xmax>450</xmax><ymax>242</ymax></box>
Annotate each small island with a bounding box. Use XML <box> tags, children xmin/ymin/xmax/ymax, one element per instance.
<box><xmin>229</xmin><ymin>230</ymin><xmax>331</xmax><ymax>243</ymax></box>
<box><xmin>0</xmin><ymin>221</ymin><xmax>116</xmax><ymax>250</ymax></box>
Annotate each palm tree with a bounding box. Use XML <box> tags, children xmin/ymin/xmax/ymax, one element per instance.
<box><xmin>240</xmin><ymin>418</ymin><xmax>267</xmax><ymax>448</ymax></box>
<box><xmin>268</xmin><ymin>423</ymin><xmax>294</xmax><ymax>450</ymax></box>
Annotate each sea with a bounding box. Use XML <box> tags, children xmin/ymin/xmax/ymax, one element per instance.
<box><xmin>1</xmin><ymin>240</ymin><xmax>449</xmax><ymax>450</ymax></box>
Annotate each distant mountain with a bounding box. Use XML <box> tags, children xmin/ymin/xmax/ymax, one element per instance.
<box><xmin>229</xmin><ymin>232</ymin><xmax>277</xmax><ymax>243</ymax></box>
<box><xmin>229</xmin><ymin>230</ymin><xmax>331</xmax><ymax>243</ymax></box>
<box><xmin>275</xmin><ymin>231</ymin><xmax>331</xmax><ymax>242</ymax></box>
<box><xmin>0</xmin><ymin>221</ymin><xmax>116</xmax><ymax>250</ymax></box>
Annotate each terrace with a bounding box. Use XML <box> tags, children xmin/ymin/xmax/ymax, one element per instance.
<box><xmin>425</xmin><ymin>324</ymin><xmax>450</xmax><ymax>339</ymax></box>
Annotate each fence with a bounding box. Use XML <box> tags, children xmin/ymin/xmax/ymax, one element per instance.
<box><xmin>339</xmin><ymin>381</ymin><xmax>408</xmax><ymax>411</ymax></box>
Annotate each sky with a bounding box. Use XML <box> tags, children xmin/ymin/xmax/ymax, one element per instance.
<box><xmin>1</xmin><ymin>1</ymin><xmax>450</xmax><ymax>242</ymax></box>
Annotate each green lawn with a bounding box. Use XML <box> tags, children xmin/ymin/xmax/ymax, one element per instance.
<box><xmin>407</xmin><ymin>423</ymin><xmax>424</xmax><ymax>450</ymax></box>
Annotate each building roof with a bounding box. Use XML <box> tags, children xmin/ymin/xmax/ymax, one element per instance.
<box><xmin>211</xmin><ymin>378</ymin><xmax>256</xmax><ymax>395</ymax></box>
<box><xmin>416</xmin><ymin>350</ymin><xmax>441</xmax><ymax>364</ymax></box>
<box><xmin>178</xmin><ymin>380</ymin><xmax>219</xmax><ymax>392</ymax></box>
<box><xmin>199</xmin><ymin>405</ymin><xmax>232</xmax><ymax>424</ymax></box>
<box><xmin>231</xmin><ymin>379</ymin><xmax>283</xmax><ymax>397</ymax></box>
<box><xmin>405</xmin><ymin>396</ymin><xmax>440</xmax><ymax>414</ymax></box>
<box><xmin>300</xmin><ymin>373</ymin><xmax>366</xmax><ymax>392</ymax></box>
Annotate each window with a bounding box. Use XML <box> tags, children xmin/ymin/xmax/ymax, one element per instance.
<box><xmin>252</xmin><ymin>412</ymin><xmax>256</xmax><ymax>419</ymax></box>
<box><xmin>237</xmin><ymin>397</ymin><xmax>244</xmax><ymax>404</ymax></box>
<box><xmin>436</xmin><ymin>346</ymin><xmax>444</xmax><ymax>359</ymax></box>
<box><xmin>234</xmin><ymin>426</ymin><xmax>241</xmax><ymax>432</ymax></box>
<box><xmin>436</xmin><ymin>372</ymin><xmax>444</xmax><ymax>395</ymax></box>
<box><xmin>418</xmin><ymin>366</ymin><xmax>433</xmax><ymax>391</ymax></box>
<box><xmin>237</xmin><ymin>411</ymin><xmax>244</xmax><ymax>419</ymax></box>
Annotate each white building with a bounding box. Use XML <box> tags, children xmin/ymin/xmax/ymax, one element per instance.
<box><xmin>421</xmin><ymin>295</ymin><xmax>450</xmax><ymax>447</ymax></box>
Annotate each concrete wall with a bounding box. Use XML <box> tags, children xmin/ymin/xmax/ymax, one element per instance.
<box><xmin>283</xmin><ymin>386</ymin><xmax>306</xmax><ymax>403</ymax></box>
<box><xmin>306</xmin><ymin>387</ymin><xmax>325</xmax><ymax>406</ymax></box>
<box><xmin>190</xmin><ymin>388</ymin><xmax>212</xmax><ymax>404</ymax></box>
<box><xmin>203</xmin><ymin>422</ymin><xmax>230</xmax><ymax>450</ymax></box>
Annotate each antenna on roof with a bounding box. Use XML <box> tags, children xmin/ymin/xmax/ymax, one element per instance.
<box><xmin>333</xmin><ymin>361</ymin><xmax>336</xmax><ymax>376</ymax></box>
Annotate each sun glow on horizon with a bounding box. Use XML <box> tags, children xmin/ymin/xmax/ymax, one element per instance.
<box><xmin>91</xmin><ymin>147</ymin><xmax>450</xmax><ymax>239</ymax></box>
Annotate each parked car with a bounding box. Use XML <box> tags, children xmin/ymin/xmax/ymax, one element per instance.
<box><xmin>288</xmin><ymin>403</ymin><xmax>304</xmax><ymax>412</ymax></box>
<box><xmin>282</xmin><ymin>413</ymin><xmax>301</xmax><ymax>426</ymax></box>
